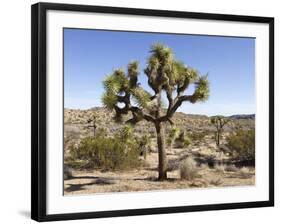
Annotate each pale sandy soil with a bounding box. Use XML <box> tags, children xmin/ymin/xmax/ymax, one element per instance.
<box><xmin>64</xmin><ymin>146</ymin><xmax>255</xmax><ymax>196</ymax></box>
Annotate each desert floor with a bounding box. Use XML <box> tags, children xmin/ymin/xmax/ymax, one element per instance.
<box><xmin>64</xmin><ymin>144</ymin><xmax>255</xmax><ymax>196</ymax></box>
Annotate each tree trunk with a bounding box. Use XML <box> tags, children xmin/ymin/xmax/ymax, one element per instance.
<box><xmin>217</xmin><ymin>130</ymin><xmax>220</xmax><ymax>146</ymax></box>
<box><xmin>215</xmin><ymin>130</ymin><xmax>220</xmax><ymax>147</ymax></box>
<box><xmin>155</xmin><ymin>122</ymin><xmax>167</xmax><ymax>180</ymax></box>
<box><xmin>169</xmin><ymin>139</ymin><xmax>173</xmax><ymax>151</ymax></box>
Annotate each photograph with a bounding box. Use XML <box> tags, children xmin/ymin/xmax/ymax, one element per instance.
<box><xmin>63</xmin><ymin>28</ymin><xmax>256</xmax><ymax>196</ymax></box>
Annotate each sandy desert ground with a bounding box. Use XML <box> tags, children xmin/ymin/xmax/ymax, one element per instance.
<box><xmin>64</xmin><ymin>136</ymin><xmax>255</xmax><ymax>195</ymax></box>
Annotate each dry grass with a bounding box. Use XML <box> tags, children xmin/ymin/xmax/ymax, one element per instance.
<box><xmin>210</xmin><ymin>177</ymin><xmax>223</xmax><ymax>186</ymax></box>
<box><xmin>179</xmin><ymin>157</ymin><xmax>200</xmax><ymax>180</ymax></box>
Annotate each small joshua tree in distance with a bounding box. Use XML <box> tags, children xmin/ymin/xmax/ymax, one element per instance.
<box><xmin>102</xmin><ymin>43</ymin><xmax>209</xmax><ymax>180</ymax></box>
<box><xmin>167</xmin><ymin>126</ymin><xmax>181</xmax><ymax>151</ymax></box>
<box><xmin>87</xmin><ymin>112</ymin><xmax>98</xmax><ymax>137</ymax></box>
<box><xmin>210</xmin><ymin>116</ymin><xmax>229</xmax><ymax>147</ymax></box>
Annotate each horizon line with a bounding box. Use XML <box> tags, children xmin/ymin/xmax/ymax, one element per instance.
<box><xmin>64</xmin><ymin>106</ymin><xmax>255</xmax><ymax>117</ymax></box>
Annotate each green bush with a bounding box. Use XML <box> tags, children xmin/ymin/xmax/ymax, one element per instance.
<box><xmin>68</xmin><ymin>135</ymin><xmax>141</xmax><ymax>170</ymax></box>
<box><xmin>189</xmin><ymin>131</ymin><xmax>208</xmax><ymax>142</ymax></box>
<box><xmin>95</xmin><ymin>127</ymin><xmax>108</xmax><ymax>138</ymax></box>
<box><xmin>166</xmin><ymin>126</ymin><xmax>180</xmax><ymax>150</ymax></box>
<box><xmin>183</xmin><ymin>135</ymin><xmax>192</xmax><ymax>147</ymax></box>
<box><xmin>226</xmin><ymin>129</ymin><xmax>255</xmax><ymax>161</ymax></box>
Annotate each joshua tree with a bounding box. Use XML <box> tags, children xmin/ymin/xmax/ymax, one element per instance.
<box><xmin>167</xmin><ymin>126</ymin><xmax>180</xmax><ymax>151</ymax></box>
<box><xmin>102</xmin><ymin>43</ymin><xmax>209</xmax><ymax>180</ymax></box>
<box><xmin>87</xmin><ymin>113</ymin><xmax>98</xmax><ymax>137</ymax></box>
<box><xmin>117</xmin><ymin>124</ymin><xmax>134</xmax><ymax>143</ymax></box>
<box><xmin>210</xmin><ymin>116</ymin><xmax>229</xmax><ymax>147</ymax></box>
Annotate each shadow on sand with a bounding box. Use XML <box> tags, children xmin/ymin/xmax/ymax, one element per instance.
<box><xmin>65</xmin><ymin>177</ymin><xmax>115</xmax><ymax>192</ymax></box>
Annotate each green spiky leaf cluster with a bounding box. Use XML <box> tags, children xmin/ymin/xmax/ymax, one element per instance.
<box><xmin>210</xmin><ymin>116</ymin><xmax>229</xmax><ymax>128</ymax></box>
<box><xmin>103</xmin><ymin>69</ymin><xmax>129</xmax><ymax>94</ymax></box>
<box><xmin>102</xmin><ymin>43</ymin><xmax>210</xmax><ymax>126</ymax></box>
<box><xmin>101</xmin><ymin>93</ymin><xmax>118</xmax><ymax>110</ymax></box>
<box><xmin>102</xmin><ymin>69</ymin><xmax>129</xmax><ymax>109</ymax></box>
<box><xmin>102</xmin><ymin>64</ymin><xmax>138</xmax><ymax>110</ymax></box>
<box><xmin>172</xmin><ymin>61</ymin><xmax>199</xmax><ymax>93</ymax></box>
<box><xmin>131</xmin><ymin>87</ymin><xmax>152</xmax><ymax>108</ymax></box>
<box><xmin>192</xmin><ymin>75</ymin><xmax>210</xmax><ymax>103</ymax></box>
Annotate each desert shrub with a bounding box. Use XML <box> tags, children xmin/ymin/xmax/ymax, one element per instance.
<box><xmin>189</xmin><ymin>131</ymin><xmax>208</xmax><ymax>142</ymax></box>
<box><xmin>95</xmin><ymin>127</ymin><xmax>108</xmax><ymax>138</ymax></box>
<box><xmin>136</xmin><ymin>134</ymin><xmax>151</xmax><ymax>159</ymax></box>
<box><xmin>166</xmin><ymin>126</ymin><xmax>180</xmax><ymax>150</ymax></box>
<box><xmin>174</xmin><ymin>131</ymin><xmax>192</xmax><ymax>148</ymax></box>
<box><xmin>239</xmin><ymin>166</ymin><xmax>250</xmax><ymax>174</ymax></box>
<box><xmin>179</xmin><ymin>157</ymin><xmax>199</xmax><ymax>180</ymax></box>
<box><xmin>226</xmin><ymin>129</ymin><xmax>255</xmax><ymax>161</ymax></box>
<box><xmin>63</xmin><ymin>165</ymin><xmax>73</xmax><ymax>180</ymax></box>
<box><xmin>183</xmin><ymin>135</ymin><xmax>192</xmax><ymax>147</ymax></box>
<box><xmin>238</xmin><ymin>166</ymin><xmax>253</xmax><ymax>178</ymax></box>
<box><xmin>117</xmin><ymin>124</ymin><xmax>134</xmax><ymax>142</ymax></box>
<box><xmin>210</xmin><ymin>177</ymin><xmax>223</xmax><ymax>186</ymax></box>
<box><xmin>215</xmin><ymin>164</ymin><xmax>225</xmax><ymax>173</ymax></box>
<box><xmin>68</xmin><ymin>135</ymin><xmax>140</xmax><ymax>170</ymax></box>
<box><xmin>224</xmin><ymin>164</ymin><xmax>239</xmax><ymax>172</ymax></box>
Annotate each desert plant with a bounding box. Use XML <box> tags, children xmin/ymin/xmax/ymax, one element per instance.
<box><xmin>95</xmin><ymin>127</ymin><xmax>108</xmax><ymax>138</ymax></box>
<box><xmin>136</xmin><ymin>134</ymin><xmax>152</xmax><ymax>159</ymax></box>
<box><xmin>189</xmin><ymin>131</ymin><xmax>208</xmax><ymax>142</ymax></box>
<box><xmin>166</xmin><ymin>126</ymin><xmax>180</xmax><ymax>150</ymax></box>
<box><xmin>239</xmin><ymin>166</ymin><xmax>250</xmax><ymax>174</ymax></box>
<box><xmin>116</xmin><ymin>124</ymin><xmax>134</xmax><ymax>143</ymax></box>
<box><xmin>179</xmin><ymin>157</ymin><xmax>200</xmax><ymax>180</ymax></box>
<box><xmin>210</xmin><ymin>116</ymin><xmax>229</xmax><ymax>147</ymax></box>
<box><xmin>226</xmin><ymin>128</ymin><xmax>255</xmax><ymax>161</ymax></box>
<box><xmin>174</xmin><ymin>131</ymin><xmax>185</xmax><ymax>148</ymax></box>
<box><xmin>87</xmin><ymin>112</ymin><xmax>98</xmax><ymax>137</ymax></box>
<box><xmin>183</xmin><ymin>135</ymin><xmax>192</xmax><ymax>147</ymax></box>
<box><xmin>174</xmin><ymin>131</ymin><xmax>192</xmax><ymax>148</ymax></box>
<box><xmin>210</xmin><ymin>177</ymin><xmax>223</xmax><ymax>186</ymax></box>
<box><xmin>69</xmin><ymin>136</ymin><xmax>140</xmax><ymax>170</ymax></box>
<box><xmin>224</xmin><ymin>164</ymin><xmax>239</xmax><ymax>172</ymax></box>
<box><xmin>215</xmin><ymin>164</ymin><xmax>225</xmax><ymax>173</ymax></box>
<box><xmin>102</xmin><ymin>43</ymin><xmax>209</xmax><ymax>180</ymax></box>
<box><xmin>63</xmin><ymin>165</ymin><xmax>73</xmax><ymax>180</ymax></box>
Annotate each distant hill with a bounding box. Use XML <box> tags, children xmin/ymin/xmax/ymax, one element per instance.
<box><xmin>228</xmin><ymin>114</ymin><xmax>255</xmax><ymax>120</ymax></box>
<box><xmin>64</xmin><ymin>107</ymin><xmax>255</xmax><ymax>135</ymax></box>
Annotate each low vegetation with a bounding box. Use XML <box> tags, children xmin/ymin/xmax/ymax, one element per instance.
<box><xmin>67</xmin><ymin>135</ymin><xmax>141</xmax><ymax>171</ymax></box>
<box><xmin>188</xmin><ymin>131</ymin><xmax>209</xmax><ymax>143</ymax></box>
<box><xmin>64</xmin><ymin>109</ymin><xmax>256</xmax><ymax>194</ymax></box>
<box><xmin>167</xmin><ymin>126</ymin><xmax>180</xmax><ymax>151</ymax></box>
<box><xmin>226</xmin><ymin>128</ymin><xmax>255</xmax><ymax>161</ymax></box>
<box><xmin>174</xmin><ymin>131</ymin><xmax>192</xmax><ymax>148</ymax></box>
<box><xmin>179</xmin><ymin>157</ymin><xmax>200</xmax><ymax>180</ymax></box>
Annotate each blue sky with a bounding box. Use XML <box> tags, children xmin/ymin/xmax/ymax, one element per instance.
<box><xmin>64</xmin><ymin>28</ymin><xmax>255</xmax><ymax>116</ymax></box>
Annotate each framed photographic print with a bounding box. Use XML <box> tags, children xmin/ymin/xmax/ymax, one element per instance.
<box><xmin>31</xmin><ymin>2</ymin><xmax>274</xmax><ymax>222</ymax></box>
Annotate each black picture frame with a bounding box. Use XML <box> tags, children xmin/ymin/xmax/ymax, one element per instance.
<box><xmin>31</xmin><ymin>2</ymin><xmax>274</xmax><ymax>222</ymax></box>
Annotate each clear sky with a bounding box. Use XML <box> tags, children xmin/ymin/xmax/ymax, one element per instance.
<box><xmin>64</xmin><ymin>28</ymin><xmax>255</xmax><ymax>116</ymax></box>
